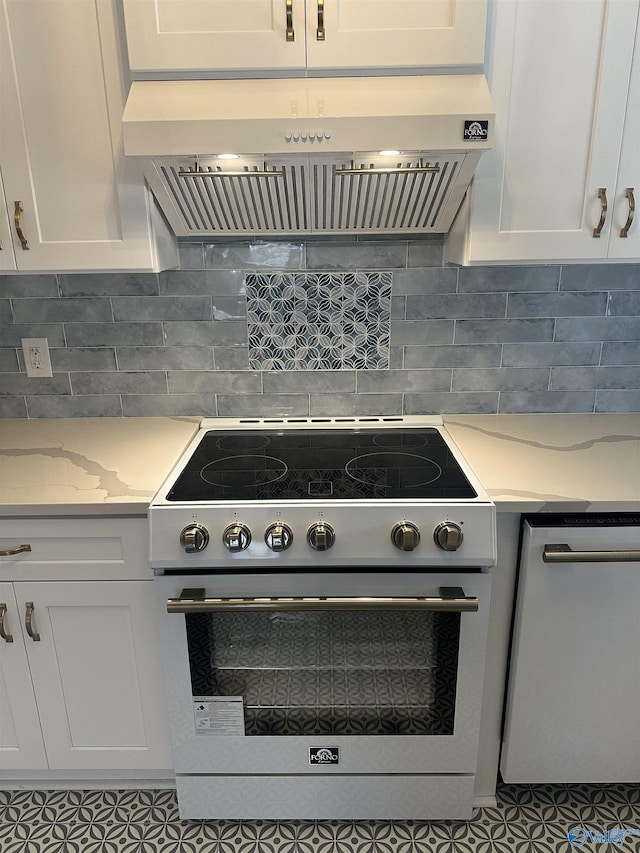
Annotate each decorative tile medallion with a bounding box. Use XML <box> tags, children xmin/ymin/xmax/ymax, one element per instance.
<box><xmin>246</xmin><ymin>272</ymin><xmax>392</xmax><ymax>370</ymax></box>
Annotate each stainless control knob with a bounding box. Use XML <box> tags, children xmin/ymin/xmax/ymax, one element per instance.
<box><xmin>222</xmin><ymin>523</ymin><xmax>251</xmax><ymax>552</ymax></box>
<box><xmin>307</xmin><ymin>521</ymin><xmax>335</xmax><ymax>551</ymax></box>
<box><xmin>391</xmin><ymin>521</ymin><xmax>421</xmax><ymax>552</ymax></box>
<box><xmin>434</xmin><ymin>522</ymin><xmax>464</xmax><ymax>551</ymax></box>
<box><xmin>179</xmin><ymin>523</ymin><xmax>210</xmax><ymax>554</ymax></box>
<box><xmin>265</xmin><ymin>522</ymin><xmax>293</xmax><ymax>552</ymax></box>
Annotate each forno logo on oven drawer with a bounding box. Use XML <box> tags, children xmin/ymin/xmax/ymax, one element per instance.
<box><xmin>309</xmin><ymin>747</ymin><xmax>339</xmax><ymax>765</ymax></box>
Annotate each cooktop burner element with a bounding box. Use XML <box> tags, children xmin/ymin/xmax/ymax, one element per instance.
<box><xmin>166</xmin><ymin>428</ymin><xmax>477</xmax><ymax>502</ymax></box>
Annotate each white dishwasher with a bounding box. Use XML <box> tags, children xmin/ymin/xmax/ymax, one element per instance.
<box><xmin>501</xmin><ymin>514</ymin><xmax>640</xmax><ymax>784</ymax></box>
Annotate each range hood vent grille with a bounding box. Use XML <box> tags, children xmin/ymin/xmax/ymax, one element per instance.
<box><xmin>147</xmin><ymin>154</ymin><xmax>470</xmax><ymax>236</ymax></box>
<box><xmin>159</xmin><ymin>162</ymin><xmax>309</xmax><ymax>233</ymax></box>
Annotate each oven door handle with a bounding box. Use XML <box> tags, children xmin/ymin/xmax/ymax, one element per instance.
<box><xmin>167</xmin><ymin>588</ymin><xmax>479</xmax><ymax>614</ymax></box>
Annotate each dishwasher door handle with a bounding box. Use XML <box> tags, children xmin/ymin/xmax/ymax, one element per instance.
<box><xmin>543</xmin><ymin>543</ymin><xmax>640</xmax><ymax>563</ymax></box>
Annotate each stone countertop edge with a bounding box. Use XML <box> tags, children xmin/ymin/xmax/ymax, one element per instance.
<box><xmin>0</xmin><ymin>414</ymin><xmax>639</xmax><ymax>516</ymax></box>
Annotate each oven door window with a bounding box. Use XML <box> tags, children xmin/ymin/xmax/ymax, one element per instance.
<box><xmin>185</xmin><ymin>609</ymin><xmax>459</xmax><ymax>736</ymax></box>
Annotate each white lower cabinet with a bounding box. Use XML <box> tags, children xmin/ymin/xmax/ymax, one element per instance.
<box><xmin>0</xmin><ymin>518</ymin><xmax>172</xmax><ymax>775</ymax></box>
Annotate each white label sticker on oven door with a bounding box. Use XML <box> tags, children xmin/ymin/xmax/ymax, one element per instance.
<box><xmin>193</xmin><ymin>696</ymin><xmax>245</xmax><ymax>736</ymax></box>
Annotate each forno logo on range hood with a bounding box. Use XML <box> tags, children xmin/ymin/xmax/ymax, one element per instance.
<box><xmin>463</xmin><ymin>120</ymin><xmax>490</xmax><ymax>141</ymax></box>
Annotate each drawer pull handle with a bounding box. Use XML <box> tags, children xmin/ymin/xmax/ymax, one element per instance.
<box><xmin>286</xmin><ymin>0</ymin><xmax>294</xmax><ymax>41</ymax></box>
<box><xmin>0</xmin><ymin>604</ymin><xmax>14</xmax><ymax>643</ymax></box>
<box><xmin>0</xmin><ymin>543</ymin><xmax>31</xmax><ymax>557</ymax></box>
<box><xmin>13</xmin><ymin>201</ymin><xmax>30</xmax><ymax>250</ymax></box>
<box><xmin>317</xmin><ymin>0</ymin><xmax>325</xmax><ymax>39</ymax></box>
<box><xmin>543</xmin><ymin>544</ymin><xmax>640</xmax><ymax>563</ymax></box>
<box><xmin>592</xmin><ymin>188</ymin><xmax>607</xmax><ymax>237</ymax></box>
<box><xmin>620</xmin><ymin>188</ymin><xmax>635</xmax><ymax>238</ymax></box>
<box><xmin>25</xmin><ymin>601</ymin><xmax>41</xmax><ymax>642</ymax></box>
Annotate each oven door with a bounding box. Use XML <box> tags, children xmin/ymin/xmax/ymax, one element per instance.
<box><xmin>155</xmin><ymin>570</ymin><xmax>491</xmax><ymax>777</ymax></box>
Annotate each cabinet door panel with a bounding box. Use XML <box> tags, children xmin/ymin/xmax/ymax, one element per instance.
<box><xmin>0</xmin><ymin>0</ymin><xmax>171</xmax><ymax>271</ymax></box>
<box><xmin>306</xmin><ymin>0</ymin><xmax>486</xmax><ymax>68</ymax></box>
<box><xmin>0</xmin><ymin>170</ymin><xmax>16</xmax><ymax>271</ymax></box>
<box><xmin>123</xmin><ymin>0</ymin><xmax>306</xmax><ymax>72</ymax></box>
<box><xmin>0</xmin><ymin>583</ymin><xmax>47</xmax><ymax>770</ymax></box>
<box><xmin>609</xmin><ymin>10</ymin><xmax>640</xmax><ymax>258</ymax></box>
<box><xmin>450</xmin><ymin>0</ymin><xmax>639</xmax><ymax>263</ymax></box>
<box><xmin>15</xmin><ymin>581</ymin><xmax>172</xmax><ymax>770</ymax></box>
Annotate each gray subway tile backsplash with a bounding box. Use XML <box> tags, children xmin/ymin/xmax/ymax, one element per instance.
<box><xmin>506</xmin><ymin>291</ymin><xmax>608</xmax><ymax>318</ymax></box>
<box><xmin>555</xmin><ymin>317</ymin><xmax>640</xmax><ymax>341</ymax></box>
<box><xmin>58</xmin><ymin>273</ymin><xmax>159</xmax><ymax>297</ymax></box>
<box><xmin>601</xmin><ymin>341</ymin><xmax>640</xmax><ymax>365</ymax></box>
<box><xmin>559</xmin><ymin>264</ymin><xmax>640</xmax><ymax>291</ymax></box>
<box><xmin>0</xmin><ymin>274</ymin><xmax>59</xmax><ymax>298</ymax></box>
<box><xmin>1</xmin><ymin>240</ymin><xmax>639</xmax><ymax>417</ymax></box>
<box><xmin>12</xmin><ymin>297</ymin><xmax>112</xmax><ymax>324</ymax></box>
<box><xmin>458</xmin><ymin>265</ymin><xmax>561</xmax><ymax>292</ymax></box>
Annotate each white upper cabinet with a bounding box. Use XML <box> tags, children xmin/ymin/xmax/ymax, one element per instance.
<box><xmin>122</xmin><ymin>0</ymin><xmax>487</xmax><ymax>73</ymax></box>
<box><xmin>305</xmin><ymin>0</ymin><xmax>487</xmax><ymax>69</ymax></box>
<box><xmin>445</xmin><ymin>0</ymin><xmax>640</xmax><ymax>264</ymax></box>
<box><xmin>0</xmin><ymin>0</ymin><xmax>177</xmax><ymax>272</ymax></box>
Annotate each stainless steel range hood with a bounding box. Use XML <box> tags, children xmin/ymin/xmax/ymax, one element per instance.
<box><xmin>122</xmin><ymin>75</ymin><xmax>494</xmax><ymax>237</ymax></box>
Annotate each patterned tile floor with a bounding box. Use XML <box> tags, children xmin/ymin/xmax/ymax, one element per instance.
<box><xmin>1</xmin><ymin>783</ymin><xmax>639</xmax><ymax>852</ymax></box>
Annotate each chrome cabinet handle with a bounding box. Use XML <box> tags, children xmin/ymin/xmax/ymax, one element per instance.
<box><xmin>168</xmin><ymin>589</ymin><xmax>478</xmax><ymax>614</ymax></box>
<box><xmin>543</xmin><ymin>544</ymin><xmax>640</xmax><ymax>563</ymax></box>
<box><xmin>24</xmin><ymin>601</ymin><xmax>41</xmax><ymax>642</ymax></box>
<box><xmin>13</xmin><ymin>201</ymin><xmax>30</xmax><ymax>250</ymax></box>
<box><xmin>592</xmin><ymin>188</ymin><xmax>608</xmax><ymax>237</ymax></box>
<box><xmin>0</xmin><ymin>543</ymin><xmax>31</xmax><ymax>557</ymax></box>
<box><xmin>0</xmin><ymin>604</ymin><xmax>14</xmax><ymax>643</ymax></box>
<box><xmin>317</xmin><ymin>0</ymin><xmax>325</xmax><ymax>39</ymax></box>
<box><xmin>620</xmin><ymin>188</ymin><xmax>635</xmax><ymax>238</ymax></box>
<box><xmin>286</xmin><ymin>0</ymin><xmax>294</xmax><ymax>41</ymax></box>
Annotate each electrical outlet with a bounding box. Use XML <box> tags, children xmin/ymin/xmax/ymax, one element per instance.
<box><xmin>21</xmin><ymin>337</ymin><xmax>53</xmax><ymax>378</ymax></box>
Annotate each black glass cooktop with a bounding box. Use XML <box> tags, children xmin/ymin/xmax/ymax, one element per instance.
<box><xmin>166</xmin><ymin>429</ymin><xmax>477</xmax><ymax>502</ymax></box>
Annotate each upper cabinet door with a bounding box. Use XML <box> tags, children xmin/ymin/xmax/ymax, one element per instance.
<box><xmin>608</xmin><ymin>15</ymin><xmax>640</xmax><ymax>259</ymax></box>
<box><xmin>123</xmin><ymin>0</ymin><xmax>307</xmax><ymax>72</ymax></box>
<box><xmin>446</xmin><ymin>0</ymin><xmax>640</xmax><ymax>264</ymax></box>
<box><xmin>0</xmin><ymin>0</ymin><xmax>176</xmax><ymax>272</ymax></box>
<box><xmin>0</xmin><ymin>170</ymin><xmax>16</xmax><ymax>271</ymax></box>
<box><xmin>122</xmin><ymin>0</ymin><xmax>485</xmax><ymax>73</ymax></box>
<box><xmin>305</xmin><ymin>0</ymin><xmax>487</xmax><ymax>69</ymax></box>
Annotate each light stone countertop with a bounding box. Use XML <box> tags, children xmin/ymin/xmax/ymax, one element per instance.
<box><xmin>444</xmin><ymin>413</ymin><xmax>640</xmax><ymax>513</ymax></box>
<box><xmin>0</xmin><ymin>417</ymin><xmax>199</xmax><ymax>516</ymax></box>
<box><xmin>0</xmin><ymin>414</ymin><xmax>638</xmax><ymax>516</ymax></box>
